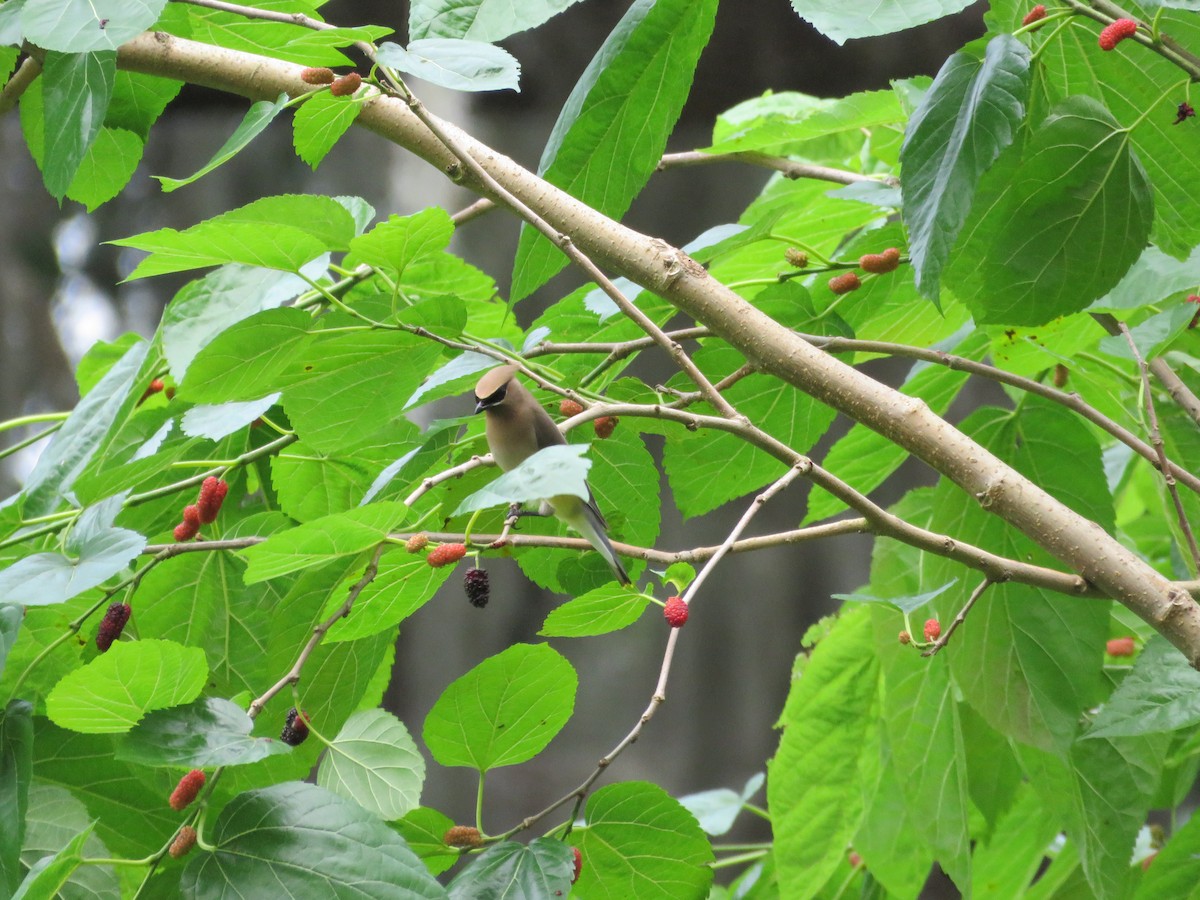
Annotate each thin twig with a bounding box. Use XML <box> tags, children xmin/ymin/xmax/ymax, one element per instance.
<box><xmin>658</xmin><ymin>151</ymin><xmax>896</xmax><ymax>187</ymax></box>
<box><xmin>1117</xmin><ymin>322</ymin><xmax>1200</xmax><ymax>572</ymax></box>
<box><xmin>498</xmin><ymin>462</ymin><xmax>815</xmax><ymax>839</ymax></box>
<box><xmin>922</xmin><ymin>578</ymin><xmax>993</xmax><ymax>656</ymax></box>
<box><xmin>246</xmin><ymin>542</ymin><xmax>387</xmax><ymax>718</ymax></box>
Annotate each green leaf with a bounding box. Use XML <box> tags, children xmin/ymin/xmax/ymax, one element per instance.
<box><xmin>770</xmin><ymin>607</ymin><xmax>877</xmax><ymax>899</ymax></box>
<box><xmin>63</xmin><ymin>125</ymin><xmax>143</xmax><ymax>211</ymax></box>
<box><xmin>0</xmin><ymin>700</ymin><xmax>33</xmax><ymax>899</ymax></box>
<box><xmin>180</xmin><ymin>782</ymin><xmax>447</xmax><ymax>899</ymax></box>
<box><xmin>349</xmin><ymin>208</ymin><xmax>454</xmax><ymax>277</ymax></box>
<box><xmin>161</xmin><ymin>264</ymin><xmax>312</xmax><ymax>380</ymax></box>
<box><xmin>394</xmin><ymin>807</ymin><xmax>459</xmax><ymax>876</ymax></box>
<box><xmin>575</xmin><ymin>781</ymin><xmax>714</xmax><ymax>899</ymax></box>
<box><xmin>0</xmin><ymin>493</ymin><xmax>146</xmax><ymax>607</ymax></box>
<box><xmin>900</xmin><ymin>36</ymin><xmax>1030</xmax><ymax>300</ymax></box>
<box><xmin>945</xmin><ymin>95</ymin><xmax>1154</xmax><ymax>326</ymax></box>
<box><xmin>10</xmin><ymin>824</ymin><xmax>91</xmax><ymax>900</ymax></box>
<box><xmin>1066</xmin><ymin>731</ymin><xmax>1168</xmax><ymax>899</ymax></box>
<box><xmin>663</xmin><ymin>352</ymin><xmax>836</xmax><ymax>517</ymax></box>
<box><xmin>20</xmin><ymin>783</ymin><xmax>118</xmax><ymax>899</ymax></box>
<box><xmin>21</xmin><ymin>0</ymin><xmax>166</xmax><ymax>53</ymax></box>
<box><xmin>410</xmin><ymin>0</ymin><xmax>585</xmax><ymax>41</ymax></box>
<box><xmin>376</xmin><ymin>39</ymin><xmax>521</xmax><ymax>93</ymax></box>
<box><xmin>932</xmin><ymin>405</ymin><xmax>1110</xmax><ymax>752</ymax></box>
<box><xmin>181</xmin><ymin>307</ymin><xmax>314</xmax><ymax>403</ymax></box>
<box><xmin>423</xmin><ymin>643</ymin><xmax>577</xmax><ymax>771</ymax></box>
<box><xmin>293</xmin><ymin>89</ymin><xmax>361</xmax><ymax>168</ymax></box>
<box><xmin>281</xmin><ymin>330</ymin><xmax>442</xmax><ymax>452</ymax></box>
<box><xmin>107</xmin><ymin>70</ymin><xmax>182</xmax><ymax>140</ymax></box>
<box><xmin>539</xmin><ymin>584</ymin><xmax>651</xmax><ymax>637</ymax></box>
<box><xmin>677</xmin><ymin>773</ymin><xmax>763</xmax><ymax>837</ymax></box>
<box><xmin>317</xmin><ymin>709</ymin><xmax>425</xmax><ymax>820</ymax></box>
<box><xmin>1085</xmin><ymin>637</ymin><xmax>1200</xmax><ymax>739</ymax></box>
<box><xmin>156</xmin><ymin>93</ymin><xmax>288</xmax><ymax>192</ymax></box>
<box><xmin>454</xmin><ymin>445</ymin><xmax>591</xmax><ymax>516</ymax></box>
<box><xmin>40</xmin><ymin>49</ymin><xmax>115</xmax><ymax>198</ymax></box>
<box><xmin>879</xmin><ymin>634</ymin><xmax>970</xmax><ymax>890</ymax></box>
<box><xmin>1092</xmin><ymin>244</ymin><xmax>1200</xmax><ymax>312</ymax></box>
<box><xmin>0</xmin><ymin>606</ymin><xmax>23</xmax><ymax>680</ymax></box>
<box><xmin>131</xmin><ymin>547</ymin><xmax>282</xmax><ymax>698</ymax></box>
<box><xmin>31</xmin><ymin>720</ymin><xmax>178</xmax><ymax>858</ymax></box>
<box><xmin>45</xmin><ymin>639</ymin><xmax>208</xmax><ymax>733</ymax></box>
<box><xmin>181</xmin><ymin>393</ymin><xmax>281</xmax><ymax>441</ymax></box>
<box><xmin>970</xmin><ymin>784</ymin><xmax>1060</xmax><ymax>900</ymax></box>
<box><xmin>110</xmin><ymin>193</ymin><xmax>356</xmax><ymax>279</ymax></box>
<box><xmin>510</xmin><ymin>0</ymin><xmax>718</xmax><ymax>300</ymax></box>
<box><xmin>324</xmin><ymin>553</ymin><xmax>452</xmax><ymax>643</ymax></box>
<box><xmin>448</xmin><ymin>838</ymin><xmax>574</xmax><ymax>899</ymax></box>
<box><xmin>1024</xmin><ymin>7</ymin><xmax>1200</xmax><ymax>258</ymax></box>
<box><xmin>788</xmin><ymin>0</ymin><xmax>975</xmax><ymax>44</ymax></box>
<box><xmin>707</xmin><ymin>88</ymin><xmax>904</xmax><ymax>155</ymax></box>
<box><xmin>116</xmin><ymin>697</ymin><xmax>291</xmax><ymax>767</ymax></box>
<box><xmin>239</xmin><ymin>501</ymin><xmax>408</xmax><ymax>583</ymax></box>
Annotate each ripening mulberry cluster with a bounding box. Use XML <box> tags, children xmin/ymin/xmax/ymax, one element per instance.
<box><xmin>464</xmin><ymin>567</ymin><xmax>490</xmax><ymax>608</ymax></box>
<box><xmin>173</xmin><ymin>477</ymin><xmax>229</xmax><ymax>541</ymax></box>
<box><xmin>96</xmin><ymin>602</ymin><xmax>131</xmax><ymax>653</ymax></box>
<box><xmin>169</xmin><ymin>770</ymin><xmax>206</xmax><ymax>811</ymax></box>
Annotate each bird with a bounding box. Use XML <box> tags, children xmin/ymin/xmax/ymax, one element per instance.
<box><xmin>474</xmin><ymin>365</ymin><xmax>631</xmax><ymax>585</ymax></box>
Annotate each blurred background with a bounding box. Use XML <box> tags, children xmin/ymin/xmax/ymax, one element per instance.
<box><xmin>0</xmin><ymin>0</ymin><xmax>987</xmax><ymax>879</ymax></box>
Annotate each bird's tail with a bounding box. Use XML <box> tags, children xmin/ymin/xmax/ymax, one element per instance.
<box><xmin>558</xmin><ymin>496</ymin><xmax>631</xmax><ymax>586</ymax></box>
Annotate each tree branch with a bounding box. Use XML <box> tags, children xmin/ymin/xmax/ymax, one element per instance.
<box><xmin>113</xmin><ymin>32</ymin><xmax>1200</xmax><ymax>664</ymax></box>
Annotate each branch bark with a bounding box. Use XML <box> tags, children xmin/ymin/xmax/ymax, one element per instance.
<box><xmin>115</xmin><ymin>32</ymin><xmax>1200</xmax><ymax>664</ymax></box>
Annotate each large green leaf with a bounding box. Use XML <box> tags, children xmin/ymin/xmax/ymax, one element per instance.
<box><xmin>348</xmin><ymin>208</ymin><xmax>454</xmax><ymax>277</ymax></box>
<box><xmin>1006</xmin><ymin>3</ymin><xmax>1200</xmax><ymax>258</ymax></box>
<box><xmin>376</xmin><ymin>39</ymin><xmax>521</xmax><ymax>93</ymax></box>
<box><xmin>447</xmin><ymin>838</ymin><xmax>574</xmax><ymax>899</ymax></box>
<box><xmin>317</xmin><ymin>709</ymin><xmax>425</xmax><ymax>821</ymax></box>
<box><xmin>410</xmin><ymin>0</ymin><xmax>585</xmax><ymax>41</ymax></box>
<box><xmin>32</xmin><ymin>721</ymin><xmax>178</xmax><ymax>858</ymax></box>
<box><xmin>19</xmin><ymin>783</ymin><xmax>118</xmax><ymax>899</ymax></box>
<box><xmin>117</xmin><ymin>697</ymin><xmax>291</xmax><ymax>767</ymax></box>
<box><xmin>900</xmin><ymin>35</ymin><xmax>1030</xmax><ymax>300</ymax></box>
<box><xmin>455</xmin><ymin>445</ymin><xmax>591</xmax><ymax>516</ymax></box>
<box><xmin>20</xmin><ymin>339</ymin><xmax>147</xmax><ymax>518</ymax></box>
<box><xmin>931</xmin><ymin>405</ymin><xmax>1110</xmax><ymax>752</ymax></box>
<box><xmin>945</xmin><ymin>95</ymin><xmax>1153</xmax><ymax>326</ymax></box>
<box><xmin>110</xmin><ymin>194</ymin><xmax>356</xmax><ymax>279</ymax></box>
<box><xmin>422</xmin><ymin>643</ymin><xmax>576</xmax><ymax>771</ymax></box>
<box><xmin>879</xmin><ymin>635</ymin><xmax>971</xmax><ymax>892</ymax></box>
<box><xmin>788</xmin><ymin>0</ymin><xmax>975</xmax><ymax>44</ymax></box>
<box><xmin>180</xmin><ymin>782</ymin><xmax>447</xmax><ymax>899</ymax></box>
<box><xmin>706</xmin><ymin>88</ymin><xmax>904</xmax><ymax>155</ymax></box>
<box><xmin>1085</xmin><ymin>637</ymin><xmax>1200</xmax><ymax>739</ymax></box>
<box><xmin>0</xmin><ymin>700</ymin><xmax>32</xmax><ymax>899</ymax></box>
<box><xmin>0</xmin><ymin>493</ymin><xmax>146</xmax><ymax>607</ymax></box>
<box><xmin>40</xmin><ymin>50</ymin><xmax>115</xmax><ymax>199</ymax></box>
<box><xmin>770</xmin><ymin>607</ymin><xmax>878</xmax><ymax>899</ymax></box>
<box><xmin>45</xmin><ymin>639</ymin><xmax>208</xmax><ymax>734</ymax></box>
<box><xmin>575</xmin><ymin>781</ymin><xmax>714</xmax><ymax>899</ymax></box>
<box><xmin>239</xmin><ymin>501</ymin><xmax>407</xmax><ymax>584</ymax></box>
<box><xmin>20</xmin><ymin>0</ymin><xmax>165</xmax><ymax>53</ymax></box>
<box><xmin>323</xmin><ymin>554</ymin><xmax>451</xmax><ymax>643</ymax></box>
<box><xmin>510</xmin><ymin>0</ymin><xmax>718</xmax><ymax>300</ymax></box>
<box><xmin>539</xmin><ymin>584</ymin><xmax>651</xmax><ymax>637</ymax></box>
<box><xmin>10</xmin><ymin>824</ymin><xmax>91</xmax><ymax>900</ymax></box>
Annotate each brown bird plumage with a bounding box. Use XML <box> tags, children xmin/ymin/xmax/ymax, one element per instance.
<box><xmin>474</xmin><ymin>366</ymin><xmax>630</xmax><ymax>585</ymax></box>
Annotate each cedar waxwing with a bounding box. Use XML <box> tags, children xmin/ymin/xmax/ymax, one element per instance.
<box><xmin>474</xmin><ymin>365</ymin><xmax>631</xmax><ymax>585</ymax></box>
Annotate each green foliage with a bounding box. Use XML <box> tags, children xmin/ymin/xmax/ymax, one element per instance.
<box><xmin>2</xmin><ymin>0</ymin><xmax>1200</xmax><ymax>897</ymax></box>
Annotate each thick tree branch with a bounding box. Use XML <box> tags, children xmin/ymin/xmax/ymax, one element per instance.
<box><xmin>114</xmin><ymin>33</ymin><xmax>1200</xmax><ymax>664</ymax></box>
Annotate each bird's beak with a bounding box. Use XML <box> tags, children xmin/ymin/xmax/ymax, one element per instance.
<box><xmin>474</xmin><ymin>399</ymin><xmax>485</xmax><ymax>415</ymax></box>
